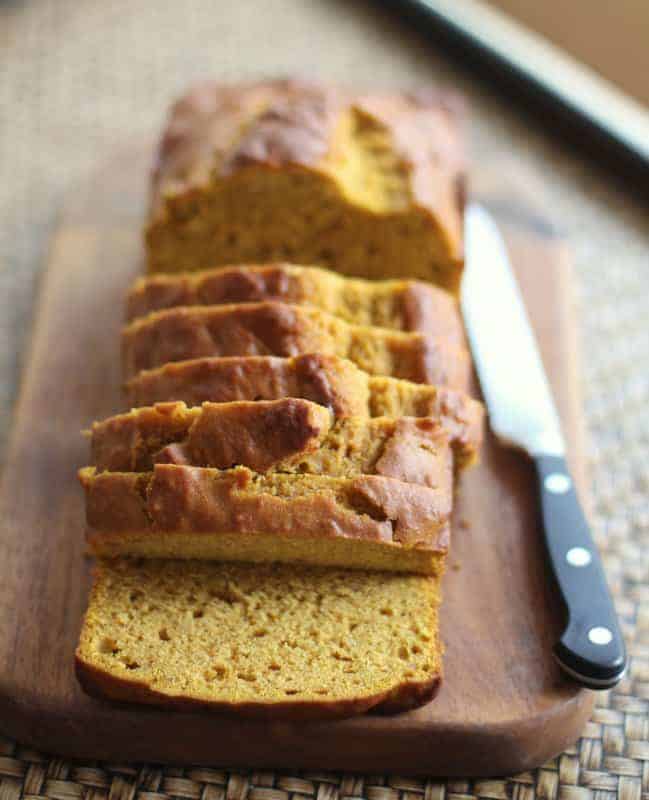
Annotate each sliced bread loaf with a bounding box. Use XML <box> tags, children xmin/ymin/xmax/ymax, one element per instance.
<box><xmin>124</xmin><ymin>354</ymin><xmax>483</xmax><ymax>469</ymax></box>
<box><xmin>121</xmin><ymin>302</ymin><xmax>470</xmax><ymax>390</ymax></box>
<box><xmin>79</xmin><ymin>465</ymin><xmax>450</xmax><ymax>574</ymax></box>
<box><xmin>126</xmin><ymin>263</ymin><xmax>465</xmax><ymax>345</ymax></box>
<box><xmin>76</xmin><ymin>558</ymin><xmax>443</xmax><ymax>718</ymax></box>
<box><xmin>146</xmin><ymin>79</ymin><xmax>464</xmax><ymax>293</ymax></box>
<box><xmin>89</xmin><ymin>398</ymin><xmax>452</xmax><ymax>488</ymax></box>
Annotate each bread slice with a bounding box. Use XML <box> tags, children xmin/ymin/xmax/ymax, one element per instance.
<box><xmin>88</xmin><ymin>398</ymin><xmax>453</xmax><ymax>489</ymax></box>
<box><xmin>125</xmin><ymin>354</ymin><xmax>483</xmax><ymax>469</ymax></box>
<box><xmin>122</xmin><ymin>302</ymin><xmax>470</xmax><ymax>390</ymax></box>
<box><xmin>79</xmin><ymin>465</ymin><xmax>450</xmax><ymax>574</ymax></box>
<box><xmin>126</xmin><ymin>263</ymin><xmax>465</xmax><ymax>344</ymax></box>
<box><xmin>146</xmin><ymin>80</ymin><xmax>465</xmax><ymax>294</ymax></box>
<box><xmin>75</xmin><ymin>558</ymin><xmax>443</xmax><ymax>718</ymax></box>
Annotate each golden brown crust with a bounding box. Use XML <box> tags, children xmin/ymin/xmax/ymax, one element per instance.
<box><xmin>125</xmin><ymin>353</ymin><xmax>371</xmax><ymax>415</ymax></box>
<box><xmin>124</xmin><ymin>354</ymin><xmax>484</xmax><ymax>469</ymax></box>
<box><xmin>125</xmin><ymin>263</ymin><xmax>465</xmax><ymax>345</ymax></box>
<box><xmin>121</xmin><ymin>302</ymin><xmax>470</xmax><ymax>390</ymax></box>
<box><xmin>88</xmin><ymin>399</ymin><xmax>453</xmax><ymax>494</ymax></box>
<box><xmin>150</xmin><ymin>79</ymin><xmax>464</xmax><ymax>216</ymax></box>
<box><xmin>371</xmin><ymin>675</ymin><xmax>442</xmax><ymax>715</ymax></box>
<box><xmin>146</xmin><ymin>79</ymin><xmax>465</xmax><ymax>293</ymax></box>
<box><xmin>74</xmin><ymin>654</ymin><xmax>440</xmax><ymax>719</ymax></box>
<box><xmin>90</xmin><ymin>398</ymin><xmax>330</xmax><ymax>474</ymax></box>
<box><xmin>80</xmin><ymin>465</ymin><xmax>451</xmax><ymax>556</ymax></box>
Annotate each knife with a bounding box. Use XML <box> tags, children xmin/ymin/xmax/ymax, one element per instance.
<box><xmin>462</xmin><ymin>204</ymin><xmax>627</xmax><ymax>690</ymax></box>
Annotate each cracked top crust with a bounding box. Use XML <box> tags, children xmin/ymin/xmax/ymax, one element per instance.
<box><xmin>123</xmin><ymin>353</ymin><xmax>484</xmax><ymax>469</ymax></box>
<box><xmin>80</xmin><ymin>464</ymin><xmax>451</xmax><ymax>554</ymax></box>
<box><xmin>88</xmin><ymin>397</ymin><xmax>453</xmax><ymax>492</ymax></box>
<box><xmin>126</xmin><ymin>263</ymin><xmax>465</xmax><ymax>346</ymax></box>
<box><xmin>151</xmin><ymin>78</ymin><xmax>464</xmax><ymax>214</ymax></box>
<box><xmin>146</xmin><ymin>79</ymin><xmax>465</xmax><ymax>292</ymax></box>
<box><xmin>121</xmin><ymin>301</ymin><xmax>470</xmax><ymax>390</ymax></box>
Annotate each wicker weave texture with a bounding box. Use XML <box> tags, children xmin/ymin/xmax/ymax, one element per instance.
<box><xmin>1</xmin><ymin>680</ymin><xmax>649</xmax><ymax>800</ymax></box>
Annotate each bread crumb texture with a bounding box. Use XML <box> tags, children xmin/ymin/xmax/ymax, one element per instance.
<box><xmin>146</xmin><ymin>81</ymin><xmax>465</xmax><ymax>294</ymax></box>
<box><xmin>76</xmin><ymin>559</ymin><xmax>441</xmax><ymax>716</ymax></box>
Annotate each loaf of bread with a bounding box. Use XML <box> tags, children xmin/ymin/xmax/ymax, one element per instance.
<box><xmin>75</xmin><ymin>558</ymin><xmax>443</xmax><ymax>718</ymax></box>
<box><xmin>79</xmin><ymin>465</ymin><xmax>450</xmax><ymax>574</ymax></box>
<box><xmin>126</xmin><ymin>264</ymin><xmax>465</xmax><ymax>345</ymax></box>
<box><xmin>75</xmin><ymin>77</ymin><xmax>476</xmax><ymax>719</ymax></box>
<box><xmin>122</xmin><ymin>302</ymin><xmax>470</xmax><ymax>390</ymax></box>
<box><xmin>125</xmin><ymin>354</ymin><xmax>483</xmax><ymax>469</ymax></box>
<box><xmin>146</xmin><ymin>80</ymin><xmax>465</xmax><ymax>294</ymax></box>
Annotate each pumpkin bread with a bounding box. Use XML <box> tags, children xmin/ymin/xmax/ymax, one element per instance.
<box><xmin>79</xmin><ymin>465</ymin><xmax>450</xmax><ymax>575</ymax></box>
<box><xmin>75</xmin><ymin>558</ymin><xmax>443</xmax><ymax>719</ymax></box>
<box><xmin>124</xmin><ymin>354</ymin><xmax>483</xmax><ymax>469</ymax></box>
<box><xmin>146</xmin><ymin>79</ymin><xmax>465</xmax><ymax>293</ymax></box>
<box><xmin>122</xmin><ymin>302</ymin><xmax>470</xmax><ymax>390</ymax></box>
<box><xmin>126</xmin><ymin>263</ymin><xmax>465</xmax><ymax>345</ymax></box>
<box><xmin>90</xmin><ymin>398</ymin><xmax>457</xmax><ymax>485</ymax></box>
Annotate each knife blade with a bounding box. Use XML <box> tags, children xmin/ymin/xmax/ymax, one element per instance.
<box><xmin>462</xmin><ymin>204</ymin><xmax>627</xmax><ymax>689</ymax></box>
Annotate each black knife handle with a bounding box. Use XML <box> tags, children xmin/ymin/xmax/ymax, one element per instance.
<box><xmin>535</xmin><ymin>455</ymin><xmax>627</xmax><ymax>689</ymax></box>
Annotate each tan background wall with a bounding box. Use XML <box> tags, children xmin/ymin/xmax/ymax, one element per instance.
<box><xmin>487</xmin><ymin>0</ymin><xmax>649</xmax><ymax>107</ymax></box>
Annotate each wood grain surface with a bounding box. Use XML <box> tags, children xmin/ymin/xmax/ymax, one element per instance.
<box><xmin>0</xmin><ymin>144</ymin><xmax>593</xmax><ymax>776</ymax></box>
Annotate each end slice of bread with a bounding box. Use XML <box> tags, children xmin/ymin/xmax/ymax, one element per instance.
<box><xmin>76</xmin><ymin>558</ymin><xmax>443</xmax><ymax>719</ymax></box>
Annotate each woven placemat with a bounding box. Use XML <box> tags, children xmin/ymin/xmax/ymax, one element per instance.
<box><xmin>0</xmin><ymin>675</ymin><xmax>648</xmax><ymax>800</ymax></box>
<box><xmin>1</xmin><ymin>0</ymin><xmax>648</xmax><ymax>794</ymax></box>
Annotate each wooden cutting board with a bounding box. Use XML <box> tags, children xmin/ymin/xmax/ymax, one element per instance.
<box><xmin>0</xmin><ymin>145</ymin><xmax>594</xmax><ymax>776</ymax></box>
